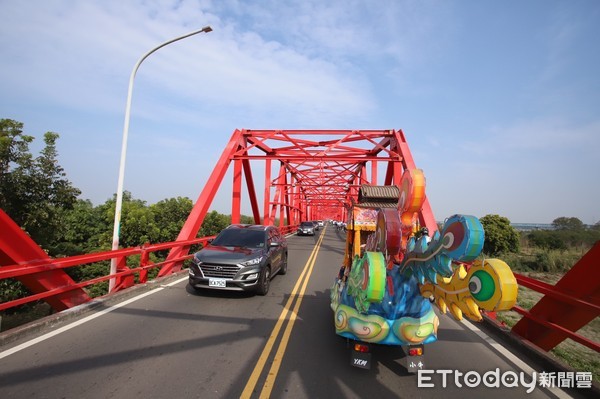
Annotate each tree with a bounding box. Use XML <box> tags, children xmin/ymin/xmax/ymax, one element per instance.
<box><xmin>0</xmin><ymin>119</ymin><xmax>34</xmax><ymax>217</ymax></box>
<box><xmin>552</xmin><ymin>217</ymin><xmax>584</xmax><ymax>231</ymax></box>
<box><xmin>527</xmin><ymin>230</ymin><xmax>567</xmax><ymax>251</ymax></box>
<box><xmin>198</xmin><ymin>210</ymin><xmax>230</xmax><ymax>237</ymax></box>
<box><xmin>96</xmin><ymin>191</ymin><xmax>158</xmax><ymax>249</ymax></box>
<box><xmin>49</xmin><ymin>199</ymin><xmax>109</xmax><ymax>256</ymax></box>
<box><xmin>479</xmin><ymin>214</ymin><xmax>520</xmax><ymax>256</ymax></box>
<box><xmin>240</xmin><ymin>214</ymin><xmax>255</xmax><ymax>224</ymax></box>
<box><xmin>150</xmin><ymin>197</ymin><xmax>193</xmax><ymax>243</ymax></box>
<box><xmin>0</xmin><ymin>119</ymin><xmax>81</xmax><ymax>248</ymax></box>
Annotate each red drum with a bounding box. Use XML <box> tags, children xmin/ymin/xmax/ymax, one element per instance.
<box><xmin>375</xmin><ymin>208</ymin><xmax>402</xmax><ymax>266</ymax></box>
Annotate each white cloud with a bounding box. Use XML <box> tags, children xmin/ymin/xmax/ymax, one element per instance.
<box><xmin>457</xmin><ymin>118</ymin><xmax>600</xmax><ymax>157</ymax></box>
<box><xmin>1</xmin><ymin>0</ymin><xmax>382</xmax><ymax>129</ymax></box>
<box><xmin>1</xmin><ymin>1</ymin><xmax>598</xmax><ymax>225</ymax></box>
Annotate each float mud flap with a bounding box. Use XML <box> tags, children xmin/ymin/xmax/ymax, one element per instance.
<box><xmin>350</xmin><ymin>342</ymin><xmax>372</xmax><ymax>369</ymax></box>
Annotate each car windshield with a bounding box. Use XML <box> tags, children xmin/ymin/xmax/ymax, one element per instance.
<box><xmin>300</xmin><ymin>222</ymin><xmax>313</xmax><ymax>228</ymax></box>
<box><xmin>211</xmin><ymin>228</ymin><xmax>266</xmax><ymax>248</ymax></box>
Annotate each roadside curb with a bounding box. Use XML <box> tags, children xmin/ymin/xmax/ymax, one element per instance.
<box><xmin>0</xmin><ymin>270</ymin><xmax>189</xmax><ymax>348</ymax></box>
<box><xmin>480</xmin><ymin>314</ymin><xmax>600</xmax><ymax>398</ymax></box>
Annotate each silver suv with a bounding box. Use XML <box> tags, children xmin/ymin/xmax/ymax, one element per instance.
<box><xmin>297</xmin><ymin>221</ymin><xmax>316</xmax><ymax>236</ymax></box>
<box><xmin>188</xmin><ymin>224</ymin><xmax>287</xmax><ymax>295</ymax></box>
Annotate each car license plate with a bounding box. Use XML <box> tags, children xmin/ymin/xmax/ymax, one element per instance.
<box><xmin>209</xmin><ymin>278</ymin><xmax>226</xmax><ymax>287</ymax></box>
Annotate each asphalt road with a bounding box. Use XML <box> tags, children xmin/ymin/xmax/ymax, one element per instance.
<box><xmin>0</xmin><ymin>226</ymin><xmax>586</xmax><ymax>399</ymax></box>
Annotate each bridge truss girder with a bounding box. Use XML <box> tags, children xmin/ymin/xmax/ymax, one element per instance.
<box><xmin>160</xmin><ymin>129</ymin><xmax>436</xmax><ymax>276</ymax></box>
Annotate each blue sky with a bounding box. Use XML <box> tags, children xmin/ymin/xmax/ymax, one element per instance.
<box><xmin>1</xmin><ymin>0</ymin><xmax>599</xmax><ymax>224</ymax></box>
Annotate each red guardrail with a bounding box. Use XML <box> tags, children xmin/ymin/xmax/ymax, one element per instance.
<box><xmin>0</xmin><ymin>224</ymin><xmax>301</xmax><ymax>315</ymax></box>
<box><xmin>506</xmin><ymin>241</ymin><xmax>600</xmax><ymax>353</ymax></box>
<box><xmin>0</xmin><ymin>237</ymin><xmax>213</xmax><ymax>313</ymax></box>
<box><xmin>512</xmin><ymin>272</ymin><xmax>600</xmax><ymax>353</ymax></box>
<box><xmin>2</xmin><ymin>226</ymin><xmax>597</xmax><ymax>356</ymax></box>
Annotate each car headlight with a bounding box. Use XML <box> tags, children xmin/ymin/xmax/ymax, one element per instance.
<box><xmin>240</xmin><ymin>257</ymin><xmax>263</xmax><ymax>266</ymax></box>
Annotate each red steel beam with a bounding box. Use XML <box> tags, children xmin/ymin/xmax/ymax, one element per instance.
<box><xmin>162</xmin><ymin>129</ymin><xmax>436</xmax><ymax>273</ymax></box>
<box><xmin>0</xmin><ymin>209</ymin><xmax>90</xmax><ymax>311</ymax></box>
<box><xmin>512</xmin><ymin>242</ymin><xmax>600</xmax><ymax>351</ymax></box>
<box><xmin>242</xmin><ymin>158</ymin><xmax>261</xmax><ymax>224</ymax></box>
<box><xmin>232</xmin><ymin>156</ymin><xmax>242</xmax><ymax>224</ymax></box>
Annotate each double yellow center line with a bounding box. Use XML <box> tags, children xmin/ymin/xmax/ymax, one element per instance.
<box><xmin>240</xmin><ymin>228</ymin><xmax>326</xmax><ymax>399</ymax></box>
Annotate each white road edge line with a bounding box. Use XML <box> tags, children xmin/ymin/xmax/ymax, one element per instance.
<box><xmin>0</xmin><ymin>275</ymin><xmax>189</xmax><ymax>360</ymax></box>
<box><xmin>463</xmin><ymin>319</ymin><xmax>573</xmax><ymax>399</ymax></box>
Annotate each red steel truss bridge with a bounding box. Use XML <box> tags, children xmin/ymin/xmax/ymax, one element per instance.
<box><xmin>1</xmin><ymin>129</ymin><xmax>598</xmax><ymax>360</ymax></box>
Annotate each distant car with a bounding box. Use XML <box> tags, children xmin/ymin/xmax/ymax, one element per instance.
<box><xmin>317</xmin><ymin>220</ymin><xmax>324</xmax><ymax>227</ymax></box>
<box><xmin>312</xmin><ymin>221</ymin><xmax>320</xmax><ymax>231</ymax></box>
<box><xmin>188</xmin><ymin>224</ymin><xmax>287</xmax><ymax>295</ymax></box>
<box><xmin>297</xmin><ymin>221</ymin><xmax>316</xmax><ymax>236</ymax></box>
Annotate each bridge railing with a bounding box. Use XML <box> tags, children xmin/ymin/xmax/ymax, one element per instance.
<box><xmin>510</xmin><ymin>273</ymin><xmax>600</xmax><ymax>353</ymax></box>
<box><xmin>0</xmin><ymin>236</ymin><xmax>214</xmax><ymax>313</ymax></box>
<box><xmin>0</xmin><ymin>224</ymin><xmax>302</xmax><ymax>315</ymax></box>
<box><xmin>481</xmin><ymin>241</ymin><xmax>600</xmax><ymax>354</ymax></box>
<box><xmin>2</xmin><ymin>230</ymin><xmax>597</xmax><ymax>357</ymax></box>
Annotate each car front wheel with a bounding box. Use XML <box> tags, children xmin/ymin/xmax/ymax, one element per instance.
<box><xmin>256</xmin><ymin>266</ymin><xmax>271</xmax><ymax>296</ymax></box>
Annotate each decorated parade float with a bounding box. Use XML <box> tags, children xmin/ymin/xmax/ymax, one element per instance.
<box><xmin>330</xmin><ymin>169</ymin><xmax>518</xmax><ymax>370</ymax></box>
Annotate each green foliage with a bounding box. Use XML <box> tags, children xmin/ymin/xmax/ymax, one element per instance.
<box><xmin>526</xmin><ymin>218</ymin><xmax>600</xmax><ymax>253</ymax></box>
<box><xmin>240</xmin><ymin>214</ymin><xmax>256</xmax><ymax>224</ymax></box>
<box><xmin>552</xmin><ymin>216</ymin><xmax>584</xmax><ymax>231</ymax></box>
<box><xmin>0</xmin><ymin>119</ymin><xmax>81</xmax><ymax>248</ymax></box>
<box><xmin>0</xmin><ymin>278</ymin><xmax>31</xmax><ymax>306</ymax></box>
<box><xmin>65</xmin><ymin>261</ymin><xmax>110</xmax><ymax>298</ymax></box>
<box><xmin>526</xmin><ymin>230</ymin><xmax>567</xmax><ymax>250</ymax></box>
<box><xmin>198</xmin><ymin>210</ymin><xmax>231</xmax><ymax>237</ymax></box>
<box><xmin>479</xmin><ymin>214</ymin><xmax>520</xmax><ymax>256</ymax></box>
<box><xmin>48</xmin><ymin>199</ymin><xmax>110</xmax><ymax>256</ymax></box>
<box><xmin>150</xmin><ymin>197</ymin><xmax>193</xmax><ymax>243</ymax></box>
<box><xmin>120</xmin><ymin>198</ymin><xmax>160</xmax><ymax>247</ymax></box>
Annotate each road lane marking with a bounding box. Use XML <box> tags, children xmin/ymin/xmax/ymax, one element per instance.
<box><xmin>240</xmin><ymin>228</ymin><xmax>326</xmax><ymax>399</ymax></box>
<box><xmin>259</xmin><ymin>230</ymin><xmax>325</xmax><ymax>398</ymax></box>
<box><xmin>0</xmin><ymin>275</ymin><xmax>189</xmax><ymax>360</ymax></box>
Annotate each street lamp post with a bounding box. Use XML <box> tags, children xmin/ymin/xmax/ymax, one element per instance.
<box><xmin>109</xmin><ymin>26</ymin><xmax>212</xmax><ymax>292</ymax></box>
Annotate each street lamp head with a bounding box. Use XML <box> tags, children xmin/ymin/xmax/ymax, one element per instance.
<box><xmin>201</xmin><ymin>26</ymin><xmax>213</xmax><ymax>33</ymax></box>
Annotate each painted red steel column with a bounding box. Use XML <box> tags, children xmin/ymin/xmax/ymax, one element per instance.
<box><xmin>232</xmin><ymin>157</ymin><xmax>242</xmax><ymax>224</ymax></box>
<box><xmin>277</xmin><ymin>165</ymin><xmax>286</xmax><ymax>226</ymax></box>
<box><xmin>263</xmin><ymin>158</ymin><xmax>272</xmax><ymax>225</ymax></box>
<box><xmin>0</xmin><ymin>210</ymin><xmax>90</xmax><ymax>311</ymax></box>
<box><xmin>242</xmin><ymin>158</ymin><xmax>261</xmax><ymax>224</ymax></box>
<box><xmin>283</xmin><ymin>173</ymin><xmax>291</xmax><ymax>227</ymax></box>
<box><xmin>371</xmin><ymin>160</ymin><xmax>378</xmax><ymax>185</ymax></box>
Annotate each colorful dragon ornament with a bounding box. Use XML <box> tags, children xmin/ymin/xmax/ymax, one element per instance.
<box><xmin>331</xmin><ymin>169</ymin><xmax>518</xmax><ymax>346</ymax></box>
